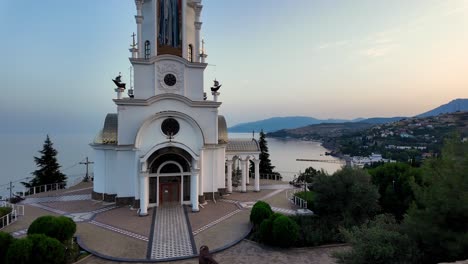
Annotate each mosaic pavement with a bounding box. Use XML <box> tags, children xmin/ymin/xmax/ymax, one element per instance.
<box><xmin>20</xmin><ymin>194</ymin><xmax>91</xmax><ymax>204</ymax></box>
<box><xmin>150</xmin><ymin>205</ymin><xmax>195</xmax><ymax>260</ymax></box>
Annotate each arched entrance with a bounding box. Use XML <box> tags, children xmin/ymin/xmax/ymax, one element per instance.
<box><xmin>147</xmin><ymin>147</ymin><xmax>193</xmax><ymax>207</ymax></box>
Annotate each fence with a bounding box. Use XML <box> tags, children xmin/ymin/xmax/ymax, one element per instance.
<box><xmin>20</xmin><ymin>182</ymin><xmax>67</xmax><ymax>197</ymax></box>
<box><xmin>287</xmin><ymin>189</ymin><xmax>308</xmax><ymax>209</ymax></box>
<box><xmin>0</xmin><ymin>201</ymin><xmax>24</xmax><ymax>230</ymax></box>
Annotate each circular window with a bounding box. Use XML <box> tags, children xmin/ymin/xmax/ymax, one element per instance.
<box><xmin>161</xmin><ymin>118</ymin><xmax>180</xmax><ymax>137</ymax></box>
<box><xmin>164</xmin><ymin>73</ymin><xmax>177</xmax><ymax>86</ymax></box>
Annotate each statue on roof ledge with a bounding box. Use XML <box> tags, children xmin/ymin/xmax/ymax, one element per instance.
<box><xmin>112</xmin><ymin>73</ymin><xmax>126</xmax><ymax>89</ymax></box>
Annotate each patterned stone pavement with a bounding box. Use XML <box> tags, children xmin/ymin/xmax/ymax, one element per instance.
<box><xmin>20</xmin><ymin>194</ymin><xmax>91</xmax><ymax>204</ymax></box>
<box><xmin>150</xmin><ymin>205</ymin><xmax>195</xmax><ymax>260</ymax></box>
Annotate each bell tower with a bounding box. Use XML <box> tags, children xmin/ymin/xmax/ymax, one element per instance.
<box><xmin>129</xmin><ymin>0</ymin><xmax>207</xmax><ymax>101</ymax></box>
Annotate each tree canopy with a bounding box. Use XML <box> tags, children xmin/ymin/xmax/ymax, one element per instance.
<box><xmin>312</xmin><ymin>167</ymin><xmax>380</xmax><ymax>228</ymax></box>
<box><xmin>368</xmin><ymin>162</ymin><xmax>422</xmax><ymax>220</ymax></box>
<box><xmin>25</xmin><ymin>135</ymin><xmax>66</xmax><ymax>188</ymax></box>
<box><xmin>403</xmin><ymin>138</ymin><xmax>468</xmax><ymax>263</ymax></box>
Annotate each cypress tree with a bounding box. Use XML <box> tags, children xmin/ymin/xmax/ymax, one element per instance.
<box><xmin>25</xmin><ymin>135</ymin><xmax>67</xmax><ymax>187</ymax></box>
<box><xmin>259</xmin><ymin>130</ymin><xmax>275</xmax><ymax>174</ymax></box>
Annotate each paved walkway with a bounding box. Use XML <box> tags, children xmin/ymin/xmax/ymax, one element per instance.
<box><xmin>150</xmin><ymin>205</ymin><xmax>196</xmax><ymax>260</ymax></box>
<box><xmin>4</xmin><ymin>182</ymin><xmax>319</xmax><ymax>263</ymax></box>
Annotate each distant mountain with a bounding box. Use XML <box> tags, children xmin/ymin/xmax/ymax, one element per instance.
<box><xmin>228</xmin><ymin>99</ymin><xmax>468</xmax><ymax>133</ymax></box>
<box><xmin>417</xmin><ymin>98</ymin><xmax>468</xmax><ymax>117</ymax></box>
<box><xmin>228</xmin><ymin>116</ymin><xmax>349</xmax><ymax>133</ymax></box>
<box><xmin>359</xmin><ymin>117</ymin><xmax>406</xmax><ymax>124</ymax></box>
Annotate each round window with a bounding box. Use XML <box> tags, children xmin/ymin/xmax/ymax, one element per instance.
<box><xmin>161</xmin><ymin>118</ymin><xmax>180</xmax><ymax>137</ymax></box>
<box><xmin>163</xmin><ymin>73</ymin><xmax>177</xmax><ymax>86</ymax></box>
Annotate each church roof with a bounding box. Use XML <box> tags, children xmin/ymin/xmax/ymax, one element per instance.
<box><xmin>226</xmin><ymin>139</ymin><xmax>260</xmax><ymax>153</ymax></box>
<box><xmin>93</xmin><ymin>113</ymin><xmax>118</xmax><ymax>145</ymax></box>
<box><xmin>218</xmin><ymin>115</ymin><xmax>228</xmax><ymax>144</ymax></box>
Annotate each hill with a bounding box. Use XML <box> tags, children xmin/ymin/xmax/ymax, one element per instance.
<box><xmin>228</xmin><ymin>116</ymin><xmax>349</xmax><ymax>133</ymax></box>
<box><xmin>417</xmin><ymin>98</ymin><xmax>468</xmax><ymax>117</ymax></box>
<box><xmin>267</xmin><ymin>122</ymin><xmax>374</xmax><ymax>139</ymax></box>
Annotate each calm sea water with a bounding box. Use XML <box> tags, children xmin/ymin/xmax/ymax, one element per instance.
<box><xmin>0</xmin><ymin>132</ymin><xmax>343</xmax><ymax>198</ymax></box>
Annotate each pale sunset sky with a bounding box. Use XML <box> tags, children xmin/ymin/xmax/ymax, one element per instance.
<box><xmin>1</xmin><ymin>0</ymin><xmax>467</xmax><ymax>134</ymax></box>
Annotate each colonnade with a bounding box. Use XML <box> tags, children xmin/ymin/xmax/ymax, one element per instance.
<box><xmin>225</xmin><ymin>157</ymin><xmax>260</xmax><ymax>193</ymax></box>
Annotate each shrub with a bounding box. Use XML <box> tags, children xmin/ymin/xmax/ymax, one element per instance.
<box><xmin>258</xmin><ymin>213</ymin><xmax>282</xmax><ymax>243</ymax></box>
<box><xmin>334</xmin><ymin>214</ymin><xmax>419</xmax><ymax>264</ymax></box>
<box><xmin>0</xmin><ymin>207</ymin><xmax>12</xmax><ymax>217</ymax></box>
<box><xmin>250</xmin><ymin>201</ymin><xmax>273</xmax><ymax>226</ymax></box>
<box><xmin>0</xmin><ymin>232</ymin><xmax>14</xmax><ymax>263</ymax></box>
<box><xmin>292</xmin><ymin>215</ymin><xmax>341</xmax><ymax>246</ymax></box>
<box><xmin>28</xmin><ymin>215</ymin><xmax>76</xmax><ymax>243</ymax></box>
<box><xmin>29</xmin><ymin>234</ymin><xmax>65</xmax><ymax>264</ymax></box>
<box><xmin>271</xmin><ymin>215</ymin><xmax>299</xmax><ymax>247</ymax></box>
<box><xmin>6</xmin><ymin>237</ymin><xmax>33</xmax><ymax>264</ymax></box>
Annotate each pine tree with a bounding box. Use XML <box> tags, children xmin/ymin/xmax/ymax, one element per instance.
<box><xmin>25</xmin><ymin>135</ymin><xmax>67</xmax><ymax>187</ymax></box>
<box><xmin>258</xmin><ymin>130</ymin><xmax>275</xmax><ymax>174</ymax></box>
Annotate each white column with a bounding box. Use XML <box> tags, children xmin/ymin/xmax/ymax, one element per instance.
<box><xmin>139</xmin><ymin>175</ymin><xmax>148</xmax><ymax>216</ymax></box>
<box><xmin>246</xmin><ymin>158</ymin><xmax>251</xmax><ymax>185</ymax></box>
<box><xmin>135</xmin><ymin>0</ymin><xmax>144</xmax><ymax>58</ymax></box>
<box><xmin>226</xmin><ymin>160</ymin><xmax>233</xmax><ymax>193</ymax></box>
<box><xmin>194</xmin><ymin>4</ymin><xmax>203</xmax><ymax>62</ymax></box>
<box><xmin>240</xmin><ymin>159</ymin><xmax>247</xmax><ymax>193</ymax></box>
<box><xmin>254</xmin><ymin>159</ymin><xmax>260</xmax><ymax>192</ymax></box>
<box><xmin>191</xmin><ymin>159</ymin><xmax>199</xmax><ymax>212</ymax></box>
<box><xmin>182</xmin><ymin>0</ymin><xmax>187</xmax><ymax>59</ymax></box>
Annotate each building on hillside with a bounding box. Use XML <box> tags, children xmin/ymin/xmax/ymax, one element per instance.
<box><xmin>91</xmin><ymin>0</ymin><xmax>260</xmax><ymax>216</ymax></box>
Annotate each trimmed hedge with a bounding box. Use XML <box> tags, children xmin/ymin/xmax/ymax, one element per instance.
<box><xmin>250</xmin><ymin>201</ymin><xmax>273</xmax><ymax>226</ymax></box>
<box><xmin>258</xmin><ymin>213</ymin><xmax>282</xmax><ymax>243</ymax></box>
<box><xmin>6</xmin><ymin>237</ymin><xmax>33</xmax><ymax>264</ymax></box>
<box><xmin>28</xmin><ymin>215</ymin><xmax>76</xmax><ymax>243</ymax></box>
<box><xmin>29</xmin><ymin>234</ymin><xmax>65</xmax><ymax>264</ymax></box>
<box><xmin>272</xmin><ymin>215</ymin><xmax>300</xmax><ymax>247</ymax></box>
<box><xmin>0</xmin><ymin>232</ymin><xmax>13</xmax><ymax>263</ymax></box>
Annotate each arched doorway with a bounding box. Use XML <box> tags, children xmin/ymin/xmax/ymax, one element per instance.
<box><xmin>147</xmin><ymin>147</ymin><xmax>192</xmax><ymax>207</ymax></box>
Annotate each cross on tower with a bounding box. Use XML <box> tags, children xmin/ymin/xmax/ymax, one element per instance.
<box><xmin>80</xmin><ymin>157</ymin><xmax>94</xmax><ymax>182</ymax></box>
<box><xmin>131</xmin><ymin>32</ymin><xmax>137</xmax><ymax>49</ymax></box>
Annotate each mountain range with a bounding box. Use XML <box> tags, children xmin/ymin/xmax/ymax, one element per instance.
<box><xmin>228</xmin><ymin>98</ymin><xmax>468</xmax><ymax>133</ymax></box>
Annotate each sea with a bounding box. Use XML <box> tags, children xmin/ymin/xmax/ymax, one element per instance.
<box><xmin>0</xmin><ymin>132</ymin><xmax>344</xmax><ymax>199</ymax></box>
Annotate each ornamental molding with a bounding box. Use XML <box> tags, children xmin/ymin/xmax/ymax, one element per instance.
<box><xmin>156</xmin><ymin>62</ymin><xmax>184</xmax><ymax>93</ymax></box>
<box><xmin>194</xmin><ymin>21</ymin><xmax>203</xmax><ymax>30</ymax></box>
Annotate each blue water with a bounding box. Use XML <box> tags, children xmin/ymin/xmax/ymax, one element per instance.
<box><xmin>0</xmin><ymin>132</ymin><xmax>343</xmax><ymax>198</ymax></box>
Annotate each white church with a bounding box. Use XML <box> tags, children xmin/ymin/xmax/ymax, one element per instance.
<box><xmin>91</xmin><ymin>0</ymin><xmax>261</xmax><ymax>216</ymax></box>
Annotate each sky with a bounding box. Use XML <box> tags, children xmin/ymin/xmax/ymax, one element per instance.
<box><xmin>1</xmin><ymin>0</ymin><xmax>467</xmax><ymax>133</ymax></box>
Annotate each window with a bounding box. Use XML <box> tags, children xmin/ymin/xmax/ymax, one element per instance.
<box><xmin>188</xmin><ymin>44</ymin><xmax>193</xmax><ymax>62</ymax></box>
<box><xmin>144</xmin><ymin>41</ymin><xmax>151</xmax><ymax>59</ymax></box>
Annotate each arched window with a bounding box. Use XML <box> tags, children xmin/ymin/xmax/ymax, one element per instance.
<box><xmin>144</xmin><ymin>41</ymin><xmax>151</xmax><ymax>59</ymax></box>
<box><xmin>188</xmin><ymin>44</ymin><xmax>193</xmax><ymax>62</ymax></box>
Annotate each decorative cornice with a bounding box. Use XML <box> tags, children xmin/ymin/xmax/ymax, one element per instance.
<box><xmin>135</xmin><ymin>15</ymin><xmax>144</xmax><ymax>24</ymax></box>
<box><xmin>194</xmin><ymin>21</ymin><xmax>202</xmax><ymax>30</ymax></box>
<box><xmin>194</xmin><ymin>4</ymin><xmax>203</xmax><ymax>17</ymax></box>
<box><xmin>135</xmin><ymin>0</ymin><xmax>144</xmax><ymax>10</ymax></box>
<box><xmin>130</xmin><ymin>54</ymin><xmax>207</xmax><ymax>68</ymax></box>
<box><xmin>113</xmin><ymin>93</ymin><xmax>222</xmax><ymax>108</ymax></box>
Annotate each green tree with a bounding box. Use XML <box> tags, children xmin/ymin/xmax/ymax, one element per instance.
<box><xmin>25</xmin><ymin>135</ymin><xmax>66</xmax><ymax>188</ymax></box>
<box><xmin>334</xmin><ymin>214</ymin><xmax>419</xmax><ymax>264</ymax></box>
<box><xmin>297</xmin><ymin>167</ymin><xmax>326</xmax><ymax>183</ymax></box>
<box><xmin>403</xmin><ymin>138</ymin><xmax>468</xmax><ymax>264</ymax></box>
<box><xmin>312</xmin><ymin>167</ymin><xmax>380</xmax><ymax>228</ymax></box>
<box><xmin>258</xmin><ymin>130</ymin><xmax>275</xmax><ymax>174</ymax></box>
<box><xmin>368</xmin><ymin>162</ymin><xmax>422</xmax><ymax>220</ymax></box>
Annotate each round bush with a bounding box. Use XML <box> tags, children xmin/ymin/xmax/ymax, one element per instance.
<box><xmin>272</xmin><ymin>215</ymin><xmax>300</xmax><ymax>247</ymax></box>
<box><xmin>250</xmin><ymin>201</ymin><xmax>273</xmax><ymax>226</ymax></box>
<box><xmin>29</xmin><ymin>234</ymin><xmax>65</xmax><ymax>264</ymax></box>
<box><xmin>6</xmin><ymin>237</ymin><xmax>33</xmax><ymax>264</ymax></box>
<box><xmin>28</xmin><ymin>215</ymin><xmax>76</xmax><ymax>243</ymax></box>
<box><xmin>258</xmin><ymin>213</ymin><xmax>282</xmax><ymax>243</ymax></box>
<box><xmin>0</xmin><ymin>232</ymin><xmax>14</xmax><ymax>263</ymax></box>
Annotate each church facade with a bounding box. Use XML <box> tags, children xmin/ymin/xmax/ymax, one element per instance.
<box><xmin>91</xmin><ymin>0</ymin><xmax>261</xmax><ymax>216</ymax></box>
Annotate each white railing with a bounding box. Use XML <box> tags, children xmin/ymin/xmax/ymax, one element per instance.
<box><xmin>291</xmin><ymin>195</ymin><xmax>308</xmax><ymax>209</ymax></box>
<box><xmin>287</xmin><ymin>189</ymin><xmax>308</xmax><ymax>209</ymax></box>
<box><xmin>0</xmin><ymin>202</ymin><xmax>24</xmax><ymax>230</ymax></box>
<box><xmin>19</xmin><ymin>182</ymin><xmax>67</xmax><ymax>198</ymax></box>
<box><xmin>1</xmin><ymin>202</ymin><xmax>24</xmax><ymax>216</ymax></box>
